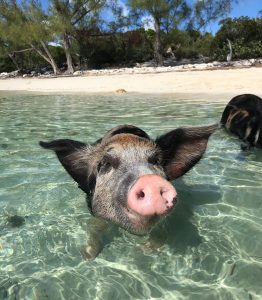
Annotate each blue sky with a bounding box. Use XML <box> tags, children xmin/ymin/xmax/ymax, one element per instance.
<box><xmin>206</xmin><ymin>0</ymin><xmax>262</xmax><ymax>33</ymax></box>
<box><xmin>40</xmin><ymin>0</ymin><xmax>261</xmax><ymax>34</ymax></box>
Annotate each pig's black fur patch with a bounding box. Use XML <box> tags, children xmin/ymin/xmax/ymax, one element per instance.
<box><xmin>221</xmin><ymin>94</ymin><xmax>262</xmax><ymax>149</ymax></box>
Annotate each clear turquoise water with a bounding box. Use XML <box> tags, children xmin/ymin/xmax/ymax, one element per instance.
<box><xmin>0</xmin><ymin>93</ymin><xmax>261</xmax><ymax>300</ymax></box>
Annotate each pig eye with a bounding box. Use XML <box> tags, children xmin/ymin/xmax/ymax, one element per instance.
<box><xmin>148</xmin><ymin>154</ymin><xmax>160</xmax><ymax>165</ymax></box>
<box><xmin>97</xmin><ymin>155</ymin><xmax>120</xmax><ymax>173</ymax></box>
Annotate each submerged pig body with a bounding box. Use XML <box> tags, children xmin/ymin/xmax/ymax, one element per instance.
<box><xmin>40</xmin><ymin>124</ymin><xmax>217</xmax><ymax>236</ymax></box>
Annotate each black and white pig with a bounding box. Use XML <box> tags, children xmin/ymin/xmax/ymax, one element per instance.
<box><xmin>40</xmin><ymin>124</ymin><xmax>217</xmax><ymax>258</ymax></box>
<box><xmin>221</xmin><ymin>94</ymin><xmax>262</xmax><ymax>150</ymax></box>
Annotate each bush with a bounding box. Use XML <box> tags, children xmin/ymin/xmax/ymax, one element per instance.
<box><xmin>212</xmin><ymin>17</ymin><xmax>262</xmax><ymax>61</ymax></box>
<box><xmin>76</xmin><ymin>28</ymin><xmax>154</xmax><ymax>68</ymax></box>
<box><xmin>164</xmin><ymin>29</ymin><xmax>213</xmax><ymax>60</ymax></box>
<box><xmin>0</xmin><ymin>55</ymin><xmax>15</xmax><ymax>72</ymax></box>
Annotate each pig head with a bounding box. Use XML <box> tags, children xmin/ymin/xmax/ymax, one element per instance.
<box><xmin>40</xmin><ymin>124</ymin><xmax>217</xmax><ymax>235</ymax></box>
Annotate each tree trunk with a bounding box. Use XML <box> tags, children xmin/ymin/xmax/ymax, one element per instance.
<box><xmin>40</xmin><ymin>41</ymin><xmax>61</xmax><ymax>75</ymax></box>
<box><xmin>62</xmin><ymin>33</ymin><xmax>75</xmax><ymax>74</ymax></box>
<box><xmin>153</xmin><ymin>16</ymin><xmax>163</xmax><ymax>66</ymax></box>
<box><xmin>31</xmin><ymin>42</ymin><xmax>61</xmax><ymax>75</ymax></box>
<box><xmin>8</xmin><ymin>53</ymin><xmax>20</xmax><ymax>70</ymax></box>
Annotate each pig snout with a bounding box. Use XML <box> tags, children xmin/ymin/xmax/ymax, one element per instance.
<box><xmin>127</xmin><ymin>175</ymin><xmax>177</xmax><ymax>217</ymax></box>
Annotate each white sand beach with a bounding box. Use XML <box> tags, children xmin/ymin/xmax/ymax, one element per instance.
<box><xmin>0</xmin><ymin>67</ymin><xmax>261</xmax><ymax>100</ymax></box>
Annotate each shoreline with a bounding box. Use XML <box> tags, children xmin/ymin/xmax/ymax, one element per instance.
<box><xmin>0</xmin><ymin>67</ymin><xmax>261</xmax><ymax>99</ymax></box>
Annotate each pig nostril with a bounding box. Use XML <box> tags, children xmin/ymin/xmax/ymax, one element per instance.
<box><xmin>160</xmin><ymin>189</ymin><xmax>166</xmax><ymax>196</ymax></box>
<box><xmin>137</xmin><ymin>190</ymin><xmax>145</xmax><ymax>199</ymax></box>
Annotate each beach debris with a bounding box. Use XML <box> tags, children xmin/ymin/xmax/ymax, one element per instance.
<box><xmin>115</xmin><ymin>89</ymin><xmax>127</xmax><ymax>95</ymax></box>
<box><xmin>73</xmin><ymin>70</ymin><xmax>83</xmax><ymax>76</ymax></box>
<box><xmin>0</xmin><ymin>70</ymin><xmax>19</xmax><ymax>78</ymax></box>
<box><xmin>0</xmin><ymin>72</ymin><xmax>9</xmax><ymax>77</ymax></box>
<box><xmin>1</xmin><ymin>58</ymin><xmax>262</xmax><ymax>80</ymax></box>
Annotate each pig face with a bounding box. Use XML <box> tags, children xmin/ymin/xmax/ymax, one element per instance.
<box><xmin>40</xmin><ymin>124</ymin><xmax>217</xmax><ymax>235</ymax></box>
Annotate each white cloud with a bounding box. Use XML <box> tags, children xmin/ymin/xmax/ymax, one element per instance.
<box><xmin>141</xmin><ymin>15</ymin><xmax>155</xmax><ymax>30</ymax></box>
<box><xmin>118</xmin><ymin>0</ymin><xmax>129</xmax><ymax>17</ymax></box>
<box><xmin>101</xmin><ymin>0</ymin><xmax>129</xmax><ymax>21</ymax></box>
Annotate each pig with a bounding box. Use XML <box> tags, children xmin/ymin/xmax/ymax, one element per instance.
<box><xmin>221</xmin><ymin>94</ymin><xmax>262</xmax><ymax>150</ymax></box>
<box><xmin>40</xmin><ymin>124</ymin><xmax>217</xmax><ymax>258</ymax></box>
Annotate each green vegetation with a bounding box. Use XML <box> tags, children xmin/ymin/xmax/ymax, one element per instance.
<box><xmin>212</xmin><ymin>17</ymin><xmax>262</xmax><ymax>60</ymax></box>
<box><xmin>128</xmin><ymin>0</ymin><xmax>235</xmax><ymax>65</ymax></box>
<box><xmin>0</xmin><ymin>0</ymin><xmax>261</xmax><ymax>74</ymax></box>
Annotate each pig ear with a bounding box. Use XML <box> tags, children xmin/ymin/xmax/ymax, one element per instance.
<box><xmin>39</xmin><ymin>139</ymin><xmax>95</xmax><ymax>194</ymax></box>
<box><xmin>156</xmin><ymin>124</ymin><xmax>218</xmax><ymax>180</ymax></box>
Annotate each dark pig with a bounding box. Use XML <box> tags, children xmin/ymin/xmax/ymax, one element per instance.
<box><xmin>221</xmin><ymin>94</ymin><xmax>262</xmax><ymax>150</ymax></box>
<box><xmin>40</xmin><ymin>124</ymin><xmax>217</xmax><ymax>257</ymax></box>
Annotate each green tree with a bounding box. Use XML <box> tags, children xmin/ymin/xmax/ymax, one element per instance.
<box><xmin>128</xmin><ymin>0</ymin><xmax>190</xmax><ymax>65</ymax></box>
<box><xmin>212</xmin><ymin>17</ymin><xmax>262</xmax><ymax>60</ymax></box>
<box><xmin>49</xmin><ymin>0</ymin><xmax>106</xmax><ymax>73</ymax></box>
<box><xmin>190</xmin><ymin>0</ymin><xmax>235</xmax><ymax>30</ymax></box>
<box><xmin>128</xmin><ymin>0</ymin><xmax>236</xmax><ymax>66</ymax></box>
<box><xmin>0</xmin><ymin>0</ymin><xmax>61</xmax><ymax>74</ymax></box>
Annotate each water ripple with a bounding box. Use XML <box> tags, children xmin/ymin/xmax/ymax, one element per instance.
<box><xmin>0</xmin><ymin>93</ymin><xmax>261</xmax><ymax>300</ymax></box>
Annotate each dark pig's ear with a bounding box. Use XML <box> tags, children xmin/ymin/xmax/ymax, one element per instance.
<box><xmin>39</xmin><ymin>139</ymin><xmax>95</xmax><ymax>193</ymax></box>
<box><xmin>156</xmin><ymin>124</ymin><xmax>218</xmax><ymax>180</ymax></box>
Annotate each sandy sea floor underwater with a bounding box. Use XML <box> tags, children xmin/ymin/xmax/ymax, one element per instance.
<box><xmin>0</xmin><ymin>92</ymin><xmax>262</xmax><ymax>299</ymax></box>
